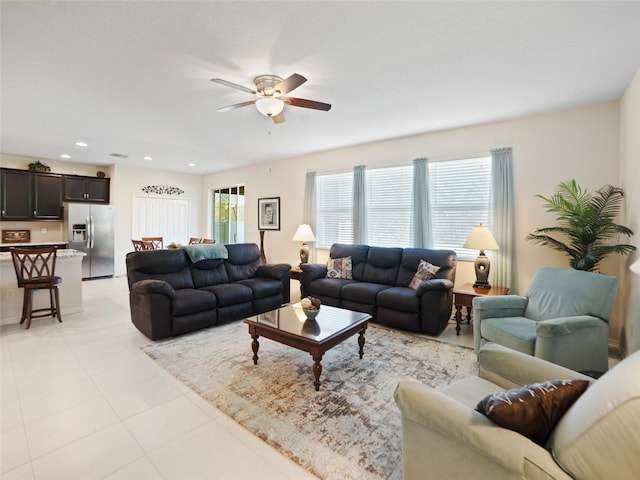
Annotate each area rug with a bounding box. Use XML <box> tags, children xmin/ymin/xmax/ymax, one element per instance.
<box><xmin>142</xmin><ymin>321</ymin><xmax>478</xmax><ymax>480</ymax></box>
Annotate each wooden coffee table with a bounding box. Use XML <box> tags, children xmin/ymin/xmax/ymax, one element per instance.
<box><xmin>244</xmin><ymin>303</ymin><xmax>370</xmax><ymax>391</ymax></box>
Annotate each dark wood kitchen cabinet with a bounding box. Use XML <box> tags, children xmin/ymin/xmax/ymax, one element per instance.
<box><xmin>33</xmin><ymin>172</ymin><xmax>63</xmax><ymax>219</ymax></box>
<box><xmin>1</xmin><ymin>169</ymin><xmax>32</xmax><ymax>220</ymax></box>
<box><xmin>63</xmin><ymin>175</ymin><xmax>110</xmax><ymax>203</ymax></box>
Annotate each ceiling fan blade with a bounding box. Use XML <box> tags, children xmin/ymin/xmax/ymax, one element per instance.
<box><xmin>274</xmin><ymin>73</ymin><xmax>307</xmax><ymax>95</ymax></box>
<box><xmin>283</xmin><ymin>97</ymin><xmax>332</xmax><ymax>111</ymax></box>
<box><xmin>210</xmin><ymin>78</ymin><xmax>257</xmax><ymax>95</ymax></box>
<box><xmin>272</xmin><ymin>111</ymin><xmax>285</xmax><ymax>124</ymax></box>
<box><xmin>216</xmin><ymin>100</ymin><xmax>257</xmax><ymax>112</ymax></box>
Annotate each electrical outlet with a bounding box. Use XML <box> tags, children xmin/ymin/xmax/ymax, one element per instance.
<box><xmin>6</xmin><ymin>289</ymin><xmax>15</xmax><ymax>299</ymax></box>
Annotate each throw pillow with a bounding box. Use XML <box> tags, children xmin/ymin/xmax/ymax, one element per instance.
<box><xmin>476</xmin><ymin>379</ymin><xmax>590</xmax><ymax>444</ymax></box>
<box><xmin>409</xmin><ymin>260</ymin><xmax>440</xmax><ymax>290</ymax></box>
<box><xmin>326</xmin><ymin>256</ymin><xmax>353</xmax><ymax>279</ymax></box>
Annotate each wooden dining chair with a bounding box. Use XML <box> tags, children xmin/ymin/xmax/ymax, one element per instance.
<box><xmin>132</xmin><ymin>239</ymin><xmax>154</xmax><ymax>251</ymax></box>
<box><xmin>188</xmin><ymin>237</ymin><xmax>202</xmax><ymax>244</ymax></box>
<box><xmin>201</xmin><ymin>238</ymin><xmax>215</xmax><ymax>244</ymax></box>
<box><xmin>141</xmin><ymin>237</ymin><xmax>163</xmax><ymax>249</ymax></box>
<box><xmin>10</xmin><ymin>247</ymin><xmax>63</xmax><ymax>329</ymax></box>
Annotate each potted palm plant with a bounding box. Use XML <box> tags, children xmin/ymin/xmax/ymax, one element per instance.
<box><xmin>527</xmin><ymin>179</ymin><xmax>636</xmax><ymax>272</ymax></box>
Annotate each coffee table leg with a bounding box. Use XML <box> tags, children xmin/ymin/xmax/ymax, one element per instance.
<box><xmin>250</xmin><ymin>333</ymin><xmax>260</xmax><ymax>365</ymax></box>
<box><xmin>455</xmin><ymin>305</ymin><xmax>462</xmax><ymax>336</ymax></box>
<box><xmin>312</xmin><ymin>354</ymin><xmax>323</xmax><ymax>391</ymax></box>
<box><xmin>358</xmin><ymin>329</ymin><xmax>366</xmax><ymax>359</ymax></box>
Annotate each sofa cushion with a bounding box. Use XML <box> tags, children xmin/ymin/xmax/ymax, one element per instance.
<box><xmin>329</xmin><ymin>244</ymin><xmax>369</xmax><ymax>281</ymax></box>
<box><xmin>225</xmin><ymin>243</ymin><xmax>261</xmax><ymax>282</ymax></box>
<box><xmin>236</xmin><ymin>278</ymin><xmax>282</xmax><ymax>300</ymax></box>
<box><xmin>126</xmin><ymin>249</ymin><xmax>195</xmax><ymax>290</ymax></box>
<box><xmin>476</xmin><ymin>379</ymin><xmax>589</xmax><ymax>445</ymax></box>
<box><xmin>481</xmin><ymin>317</ymin><xmax>537</xmax><ymax>355</ymax></box>
<box><xmin>397</xmin><ymin>248</ymin><xmax>457</xmax><ymax>287</ymax></box>
<box><xmin>409</xmin><ymin>260</ymin><xmax>440</xmax><ymax>290</ymax></box>
<box><xmin>362</xmin><ymin>247</ymin><xmax>402</xmax><ymax>286</ymax></box>
<box><xmin>200</xmin><ymin>283</ymin><xmax>253</xmax><ymax>307</ymax></box>
<box><xmin>326</xmin><ymin>256</ymin><xmax>353</xmax><ymax>279</ymax></box>
<box><xmin>171</xmin><ymin>289</ymin><xmax>217</xmax><ymax>316</ymax></box>
<box><xmin>311</xmin><ymin>277</ymin><xmax>355</xmax><ymax>299</ymax></box>
<box><xmin>341</xmin><ymin>282</ymin><xmax>390</xmax><ymax>305</ymax></box>
<box><xmin>377</xmin><ymin>287</ymin><xmax>419</xmax><ymax>313</ymax></box>
<box><xmin>190</xmin><ymin>259</ymin><xmax>229</xmax><ymax>288</ymax></box>
<box><xmin>550</xmin><ymin>349</ymin><xmax>640</xmax><ymax>479</ymax></box>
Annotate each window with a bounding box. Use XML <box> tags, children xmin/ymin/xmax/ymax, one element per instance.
<box><xmin>212</xmin><ymin>186</ymin><xmax>244</xmax><ymax>244</ymax></box>
<box><xmin>313</xmin><ymin>155</ymin><xmax>491</xmax><ymax>255</ymax></box>
<box><xmin>315</xmin><ymin>172</ymin><xmax>353</xmax><ymax>248</ymax></box>
<box><xmin>429</xmin><ymin>156</ymin><xmax>491</xmax><ymax>258</ymax></box>
<box><xmin>366</xmin><ymin>166</ymin><xmax>413</xmax><ymax>247</ymax></box>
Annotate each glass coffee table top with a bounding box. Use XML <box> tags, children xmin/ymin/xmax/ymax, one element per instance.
<box><xmin>248</xmin><ymin>302</ymin><xmax>370</xmax><ymax>342</ymax></box>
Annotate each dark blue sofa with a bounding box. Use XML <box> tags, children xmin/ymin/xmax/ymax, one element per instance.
<box><xmin>301</xmin><ymin>244</ymin><xmax>457</xmax><ymax>334</ymax></box>
<box><xmin>126</xmin><ymin>243</ymin><xmax>290</xmax><ymax>340</ymax></box>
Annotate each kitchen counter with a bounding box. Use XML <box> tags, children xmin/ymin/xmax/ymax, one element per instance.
<box><xmin>0</xmin><ymin>249</ymin><xmax>85</xmax><ymax>325</ymax></box>
<box><xmin>0</xmin><ymin>242</ymin><xmax>68</xmax><ymax>252</ymax></box>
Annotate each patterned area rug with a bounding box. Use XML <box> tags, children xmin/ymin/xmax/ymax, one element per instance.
<box><xmin>143</xmin><ymin>321</ymin><xmax>478</xmax><ymax>480</ymax></box>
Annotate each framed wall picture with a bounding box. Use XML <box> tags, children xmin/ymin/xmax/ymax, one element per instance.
<box><xmin>258</xmin><ymin>197</ymin><xmax>280</xmax><ymax>230</ymax></box>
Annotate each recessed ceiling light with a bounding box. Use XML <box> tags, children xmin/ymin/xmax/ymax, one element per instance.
<box><xmin>60</xmin><ymin>154</ymin><xmax>71</xmax><ymax>159</ymax></box>
<box><xmin>75</xmin><ymin>141</ymin><xmax>88</xmax><ymax>147</ymax></box>
<box><xmin>187</xmin><ymin>163</ymin><xmax>196</xmax><ymax>167</ymax></box>
<box><xmin>144</xmin><ymin>156</ymin><xmax>153</xmax><ymax>161</ymax></box>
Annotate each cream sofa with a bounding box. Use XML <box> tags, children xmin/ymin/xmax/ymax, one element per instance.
<box><xmin>394</xmin><ymin>343</ymin><xmax>640</xmax><ymax>480</ymax></box>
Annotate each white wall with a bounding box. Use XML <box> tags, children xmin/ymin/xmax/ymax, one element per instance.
<box><xmin>620</xmin><ymin>68</ymin><xmax>640</xmax><ymax>356</ymax></box>
<box><xmin>205</xmin><ymin>102</ymin><xmax>626</xmax><ymax>344</ymax></box>
<box><xmin>111</xmin><ymin>164</ymin><xmax>203</xmax><ymax>276</ymax></box>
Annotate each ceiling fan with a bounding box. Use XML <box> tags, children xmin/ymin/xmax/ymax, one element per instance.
<box><xmin>210</xmin><ymin>73</ymin><xmax>331</xmax><ymax>124</ymax></box>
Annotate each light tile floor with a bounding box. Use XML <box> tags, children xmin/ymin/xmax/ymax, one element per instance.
<box><xmin>4</xmin><ymin>276</ymin><xmax>611</xmax><ymax>479</ymax></box>
<box><xmin>1</xmin><ymin>277</ymin><xmax>319</xmax><ymax>479</ymax></box>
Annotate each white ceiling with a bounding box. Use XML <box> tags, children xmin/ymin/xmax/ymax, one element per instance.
<box><xmin>2</xmin><ymin>1</ymin><xmax>640</xmax><ymax>175</ymax></box>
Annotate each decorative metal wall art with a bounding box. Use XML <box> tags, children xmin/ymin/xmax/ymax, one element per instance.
<box><xmin>141</xmin><ymin>185</ymin><xmax>184</xmax><ymax>196</ymax></box>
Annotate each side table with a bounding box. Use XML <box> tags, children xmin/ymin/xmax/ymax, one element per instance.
<box><xmin>453</xmin><ymin>283</ymin><xmax>509</xmax><ymax>336</ymax></box>
<box><xmin>290</xmin><ymin>266</ymin><xmax>303</xmax><ymax>297</ymax></box>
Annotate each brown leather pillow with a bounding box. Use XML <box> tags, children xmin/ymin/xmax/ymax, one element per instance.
<box><xmin>476</xmin><ymin>379</ymin><xmax>590</xmax><ymax>444</ymax></box>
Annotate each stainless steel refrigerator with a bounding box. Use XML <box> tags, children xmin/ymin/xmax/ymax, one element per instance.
<box><xmin>64</xmin><ymin>203</ymin><xmax>114</xmax><ymax>279</ymax></box>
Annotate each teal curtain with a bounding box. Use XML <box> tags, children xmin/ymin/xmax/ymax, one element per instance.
<box><xmin>490</xmin><ymin>148</ymin><xmax>517</xmax><ymax>293</ymax></box>
<box><xmin>303</xmin><ymin>171</ymin><xmax>317</xmax><ymax>262</ymax></box>
<box><xmin>354</xmin><ymin>165</ymin><xmax>367</xmax><ymax>244</ymax></box>
<box><xmin>412</xmin><ymin>157</ymin><xmax>432</xmax><ymax>248</ymax></box>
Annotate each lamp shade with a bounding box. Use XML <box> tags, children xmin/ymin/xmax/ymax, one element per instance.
<box><xmin>293</xmin><ymin>224</ymin><xmax>316</xmax><ymax>242</ymax></box>
<box><xmin>631</xmin><ymin>258</ymin><xmax>640</xmax><ymax>274</ymax></box>
<box><xmin>255</xmin><ymin>97</ymin><xmax>284</xmax><ymax>117</ymax></box>
<box><xmin>463</xmin><ymin>224</ymin><xmax>499</xmax><ymax>251</ymax></box>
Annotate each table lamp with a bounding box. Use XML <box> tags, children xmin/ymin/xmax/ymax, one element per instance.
<box><xmin>463</xmin><ymin>224</ymin><xmax>499</xmax><ymax>289</ymax></box>
<box><xmin>292</xmin><ymin>224</ymin><xmax>316</xmax><ymax>266</ymax></box>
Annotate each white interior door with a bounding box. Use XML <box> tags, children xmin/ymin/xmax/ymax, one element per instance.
<box><xmin>132</xmin><ymin>196</ymin><xmax>190</xmax><ymax>245</ymax></box>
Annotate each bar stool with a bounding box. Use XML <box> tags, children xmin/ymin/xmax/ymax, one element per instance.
<box><xmin>10</xmin><ymin>247</ymin><xmax>63</xmax><ymax>329</ymax></box>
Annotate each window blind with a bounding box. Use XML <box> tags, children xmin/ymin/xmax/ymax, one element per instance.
<box><xmin>429</xmin><ymin>157</ymin><xmax>491</xmax><ymax>257</ymax></box>
<box><xmin>366</xmin><ymin>165</ymin><xmax>413</xmax><ymax>247</ymax></box>
<box><xmin>316</xmin><ymin>172</ymin><xmax>353</xmax><ymax>248</ymax></box>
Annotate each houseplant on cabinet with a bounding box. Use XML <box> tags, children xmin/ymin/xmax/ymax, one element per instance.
<box><xmin>527</xmin><ymin>179</ymin><xmax>636</xmax><ymax>272</ymax></box>
<box><xmin>27</xmin><ymin>160</ymin><xmax>51</xmax><ymax>172</ymax></box>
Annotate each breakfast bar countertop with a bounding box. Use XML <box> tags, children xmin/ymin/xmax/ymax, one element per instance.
<box><xmin>0</xmin><ymin>248</ymin><xmax>85</xmax><ymax>262</ymax></box>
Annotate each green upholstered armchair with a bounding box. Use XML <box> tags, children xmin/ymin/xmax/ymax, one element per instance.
<box><xmin>394</xmin><ymin>343</ymin><xmax>640</xmax><ymax>480</ymax></box>
<box><xmin>473</xmin><ymin>267</ymin><xmax>619</xmax><ymax>373</ymax></box>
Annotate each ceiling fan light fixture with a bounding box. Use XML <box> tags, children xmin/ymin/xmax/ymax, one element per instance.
<box><xmin>255</xmin><ymin>97</ymin><xmax>284</xmax><ymax>117</ymax></box>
